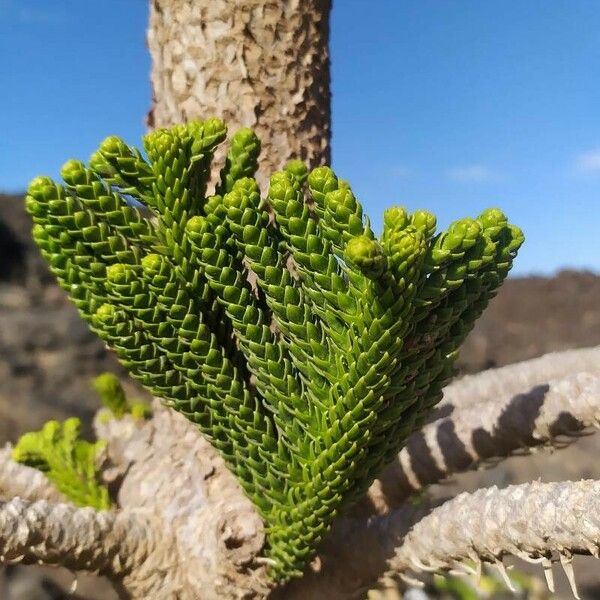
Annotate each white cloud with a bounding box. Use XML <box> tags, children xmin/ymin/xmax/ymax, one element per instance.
<box><xmin>447</xmin><ymin>164</ymin><xmax>500</xmax><ymax>183</ymax></box>
<box><xmin>575</xmin><ymin>149</ymin><xmax>600</xmax><ymax>174</ymax></box>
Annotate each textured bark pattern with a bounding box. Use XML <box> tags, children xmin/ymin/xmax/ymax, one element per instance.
<box><xmin>387</xmin><ymin>480</ymin><xmax>600</xmax><ymax>589</ymax></box>
<box><xmin>95</xmin><ymin>401</ymin><xmax>269</xmax><ymax>599</ymax></box>
<box><xmin>0</xmin><ymin>498</ymin><xmax>161</xmax><ymax>595</ymax></box>
<box><xmin>437</xmin><ymin>345</ymin><xmax>600</xmax><ymax>415</ymax></box>
<box><xmin>148</xmin><ymin>0</ymin><xmax>331</xmax><ymax>189</ymax></box>
<box><xmin>0</xmin><ymin>446</ymin><xmax>63</xmax><ymax>503</ymax></box>
<box><xmin>372</xmin><ymin>367</ymin><xmax>600</xmax><ymax>511</ymax></box>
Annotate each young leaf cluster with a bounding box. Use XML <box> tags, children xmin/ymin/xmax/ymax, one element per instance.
<box><xmin>25</xmin><ymin>119</ymin><xmax>523</xmax><ymax>579</ymax></box>
<box><xmin>12</xmin><ymin>418</ymin><xmax>110</xmax><ymax>510</ymax></box>
<box><xmin>92</xmin><ymin>372</ymin><xmax>151</xmax><ymax>419</ymax></box>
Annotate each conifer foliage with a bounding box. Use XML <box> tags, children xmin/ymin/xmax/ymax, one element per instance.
<box><xmin>12</xmin><ymin>418</ymin><xmax>110</xmax><ymax>510</ymax></box>
<box><xmin>25</xmin><ymin>119</ymin><xmax>523</xmax><ymax>580</ymax></box>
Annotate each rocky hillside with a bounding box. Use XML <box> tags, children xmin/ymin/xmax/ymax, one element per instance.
<box><xmin>459</xmin><ymin>269</ymin><xmax>600</xmax><ymax>372</ymax></box>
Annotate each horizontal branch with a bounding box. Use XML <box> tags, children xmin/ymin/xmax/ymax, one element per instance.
<box><xmin>0</xmin><ymin>446</ymin><xmax>63</xmax><ymax>503</ymax></box>
<box><xmin>0</xmin><ymin>499</ymin><xmax>158</xmax><ymax>576</ymax></box>
<box><xmin>437</xmin><ymin>345</ymin><xmax>600</xmax><ymax>417</ymax></box>
<box><xmin>372</xmin><ymin>371</ymin><xmax>600</xmax><ymax>509</ymax></box>
<box><xmin>385</xmin><ymin>479</ymin><xmax>600</xmax><ymax>597</ymax></box>
<box><xmin>281</xmin><ymin>479</ymin><xmax>600</xmax><ymax>598</ymax></box>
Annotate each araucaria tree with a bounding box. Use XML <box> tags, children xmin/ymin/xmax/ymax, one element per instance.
<box><xmin>1</xmin><ymin>116</ymin><xmax>599</xmax><ymax>599</ymax></box>
<box><xmin>25</xmin><ymin>116</ymin><xmax>524</xmax><ymax>577</ymax></box>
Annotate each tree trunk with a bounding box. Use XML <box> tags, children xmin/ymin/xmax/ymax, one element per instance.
<box><xmin>147</xmin><ymin>0</ymin><xmax>331</xmax><ymax>186</ymax></box>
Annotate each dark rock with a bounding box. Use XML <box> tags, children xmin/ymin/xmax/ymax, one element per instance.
<box><xmin>0</xmin><ymin>220</ymin><xmax>26</xmax><ymax>283</ymax></box>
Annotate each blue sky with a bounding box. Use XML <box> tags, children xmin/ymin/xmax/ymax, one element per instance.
<box><xmin>1</xmin><ymin>0</ymin><xmax>599</xmax><ymax>275</ymax></box>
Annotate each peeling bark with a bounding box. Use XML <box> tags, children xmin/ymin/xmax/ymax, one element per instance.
<box><xmin>147</xmin><ymin>0</ymin><xmax>331</xmax><ymax>189</ymax></box>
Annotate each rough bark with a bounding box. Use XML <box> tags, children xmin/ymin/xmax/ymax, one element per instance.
<box><xmin>95</xmin><ymin>401</ymin><xmax>269</xmax><ymax>599</ymax></box>
<box><xmin>384</xmin><ymin>480</ymin><xmax>600</xmax><ymax>598</ymax></box>
<box><xmin>370</xmin><ymin>367</ymin><xmax>600</xmax><ymax>511</ymax></box>
<box><xmin>0</xmin><ymin>446</ymin><xmax>63</xmax><ymax>503</ymax></box>
<box><xmin>436</xmin><ymin>345</ymin><xmax>600</xmax><ymax>417</ymax></box>
<box><xmin>2</xmin><ymin>350</ymin><xmax>600</xmax><ymax>598</ymax></box>
<box><xmin>281</xmin><ymin>480</ymin><xmax>600</xmax><ymax>598</ymax></box>
<box><xmin>0</xmin><ymin>498</ymin><xmax>162</xmax><ymax>599</ymax></box>
<box><xmin>147</xmin><ymin>0</ymin><xmax>331</xmax><ymax>188</ymax></box>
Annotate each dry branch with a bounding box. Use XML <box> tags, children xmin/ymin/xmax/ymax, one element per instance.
<box><xmin>0</xmin><ymin>499</ymin><xmax>163</xmax><ymax>595</ymax></box>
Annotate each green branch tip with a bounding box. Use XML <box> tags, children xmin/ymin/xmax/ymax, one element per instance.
<box><xmin>141</xmin><ymin>253</ymin><xmax>162</xmax><ymax>274</ymax></box>
<box><xmin>284</xmin><ymin>159</ymin><xmax>308</xmax><ymax>185</ymax></box>
<box><xmin>384</xmin><ymin>206</ymin><xmax>409</xmax><ymax>230</ymax></box>
<box><xmin>92</xmin><ymin>372</ymin><xmax>151</xmax><ymax>419</ymax></box>
<box><xmin>92</xmin><ymin>373</ymin><xmax>128</xmax><ymax>417</ymax></box>
<box><xmin>345</xmin><ymin>236</ymin><xmax>386</xmax><ymax>277</ymax></box>
<box><xmin>25</xmin><ymin>116</ymin><xmax>524</xmax><ymax>581</ymax></box>
<box><xmin>186</xmin><ymin>215</ymin><xmax>208</xmax><ymax>234</ymax></box>
<box><xmin>106</xmin><ymin>263</ymin><xmax>130</xmax><ymax>283</ymax></box>
<box><xmin>60</xmin><ymin>158</ymin><xmax>87</xmax><ymax>185</ymax></box>
<box><xmin>411</xmin><ymin>210</ymin><xmax>437</xmax><ymax>238</ymax></box>
<box><xmin>13</xmin><ymin>418</ymin><xmax>110</xmax><ymax>510</ymax></box>
<box><xmin>95</xmin><ymin>303</ymin><xmax>116</xmax><ymax>322</ymax></box>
